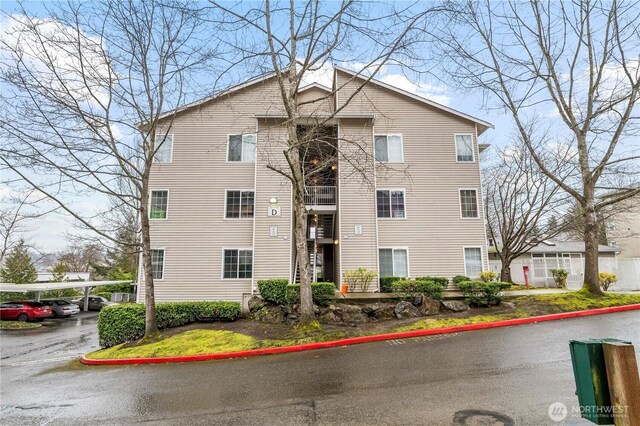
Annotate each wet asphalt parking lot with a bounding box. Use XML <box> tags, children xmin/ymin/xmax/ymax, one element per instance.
<box><xmin>1</xmin><ymin>310</ymin><xmax>639</xmax><ymax>425</ymax></box>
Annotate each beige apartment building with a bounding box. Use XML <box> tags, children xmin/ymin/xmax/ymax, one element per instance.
<box><xmin>137</xmin><ymin>66</ymin><xmax>493</xmax><ymax>304</ymax></box>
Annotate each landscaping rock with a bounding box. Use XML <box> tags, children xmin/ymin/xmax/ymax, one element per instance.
<box><xmin>394</xmin><ymin>301</ymin><xmax>420</xmax><ymax>319</ymax></box>
<box><xmin>441</xmin><ymin>300</ymin><xmax>470</xmax><ymax>312</ymax></box>
<box><xmin>362</xmin><ymin>303</ymin><xmax>380</xmax><ymax>316</ymax></box>
<box><xmin>374</xmin><ymin>304</ymin><xmax>396</xmax><ymax>320</ymax></box>
<box><xmin>340</xmin><ymin>304</ymin><xmax>367</xmax><ymax>323</ymax></box>
<box><xmin>502</xmin><ymin>302</ymin><xmax>516</xmax><ymax>310</ymax></box>
<box><xmin>248</xmin><ymin>296</ymin><xmax>266</xmax><ymax>312</ymax></box>
<box><xmin>250</xmin><ymin>305</ymin><xmax>285</xmax><ymax>323</ymax></box>
<box><xmin>420</xmin><ymin>298</ymin><xmax>441</xmax><ymax>316</ymax></box>
<box><xmin>318</xmin><ymin>311</ymin><xmax>341</xmax><ymax>324</ymax></box>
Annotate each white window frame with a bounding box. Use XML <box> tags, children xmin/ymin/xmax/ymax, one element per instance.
<box><xmin>226</xmin><ymin>134</ymin><xmax>257</xmax><ymax>163</ymax></box>
<box><xmin>150</xmin><ymin>248</ymin><xmax>166</xmax><ymax>281</ymax></box>
<box><xmin>458</xmin><ymin>188</ymin><xmax>479</xmax><ymax>219</ymax></box>
<box><xmin>149</xmin><ymin>189</ymin><xmax>169</xmax><ymax>220</ymax></box>
<box><xmin>153</xmin><ymin>133</ymin><xmax>174</xmax><ymax>164</ymax></box>
<box><xmin>221</xmin><ymin>248</ymin><xmax>254</xmax><ymax>280</ymax></box>
<box><xmin>378</xmin><ymin>247</ymin><xmax>410</xmax><ymax>278</ymax></box>
<box><xmin>463</xmin><ymin>246</ymin><xmax>483</xmax><ymax>278</ymax></box>
<box><xmin>223</xmin><ymin>189</ymin><xmax>255</xmax><ymax>219</ymax></box>
<box><xmin>376</xmin><ymin>188</ymin><xmax>407</xmax><ymax>220</ymax></box>
<box><xmin>374</xmin><ymin>134</ymin><xmax>404</xmax><ymax>163</ymax></box>
<box><xmin>454</xmin><ymin>133</ymin><xmax>475</xmax><ymax>163</ymax></box>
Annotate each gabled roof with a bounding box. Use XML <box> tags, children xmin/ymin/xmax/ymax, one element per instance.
<box><xmin>156</xmin><ymin>65</ymin><xmax>494</xmax><ymax>134</ymax></box>
<box><xmin>297</xmin><ymin>82</ymin><xmax>333</xmax><ymax>93</ymax></box>
<box><xmin>333</xmin><ymin>65</ymin><xmax>494</xmax><ymax>135</ymax></box>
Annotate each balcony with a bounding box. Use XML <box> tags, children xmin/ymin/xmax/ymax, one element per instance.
<box><xmin>304</xmin><ymin>186</ymin><xmax>336</xmax><ymax>207</ymax></box>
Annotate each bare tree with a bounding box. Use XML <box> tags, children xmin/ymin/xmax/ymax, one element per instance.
<box><xmin>210</xmin><ymin>1</ymin><xmax>437</xmax><ymax>323</ymax></box>
<box><xmin>0</xmin><ymin>0</ymin><xmax>216</xmax><ymax>337</ymax></box>
<box><xmin>436</xmin><ymin>0</ymin><xmax>640</xmax><ymax>295</ymax></box>
<box><xmin>483</xmin><ymin>139</ymin><xmax>573</xmax><ymax>282</ymax></box>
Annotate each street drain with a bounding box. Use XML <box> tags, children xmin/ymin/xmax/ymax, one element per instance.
<box><xmin>452</xmin><ymin>409</ymin><xmax>515</xmax><ymax>426</ymax></box>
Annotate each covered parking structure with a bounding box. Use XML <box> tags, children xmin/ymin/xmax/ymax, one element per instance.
<box><xmin>0</xmin><ymin>281</ymin><xmax>132</xmax><ymax>312</ymax></box>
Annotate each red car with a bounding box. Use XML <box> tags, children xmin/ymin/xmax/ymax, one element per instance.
<box><xmin>0</xmin><ymin>301</ymin><xmax>52</xmax><ymax>322</ymax></box>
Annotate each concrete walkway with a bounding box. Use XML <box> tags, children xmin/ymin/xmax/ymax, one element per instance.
<box><xmin>501</xmin><ymin>288</ymin><xmax>570</xmax><ymax>296</ymax></box>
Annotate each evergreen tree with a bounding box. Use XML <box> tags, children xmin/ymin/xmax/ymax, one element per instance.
<box><xmin>0</xmin><ymin>239</ymin><xmax>37</xmax><ymax>284</ymax></box>
<box><xmin>50</xmin><ymin>262</ymin><xmax>67</xmax><ymax>282</ymax></box>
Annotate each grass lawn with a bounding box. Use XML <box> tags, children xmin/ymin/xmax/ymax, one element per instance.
<box><xmin>86</xmin><ymin>289</ymin><xmax>640</xmax><ymax>360</ymax></box>
<box><xmin>0</xmin><ymin>321</ymin><xmax>42</xmax><ymax>330</ymax></box>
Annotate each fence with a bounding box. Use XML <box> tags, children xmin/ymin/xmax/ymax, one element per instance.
<box><xmin>489</xmin><ymin>257</ymin><xmax>640</xmax><ymax>291</ymax></box>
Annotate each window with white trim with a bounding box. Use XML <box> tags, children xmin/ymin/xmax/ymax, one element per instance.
<box><xmin>151</xmin><ymin>249</ymin><xmax>165</xmax><ymax>279</ymax></box>
<box><xmin>459</xmin><ymin>189</ymin><xmax>479</xmax><ymax>218</ymax></box>
<box><xmin>374</xmin><ymin>135</ymin><xmax>403</xmax><ymax>162</ymax></box>
<box><xmin>379</xmin><ymin>248</ymin><xmax>408</xmax><ymax>277</ymax></box>
<box><xmin>153</xmin><ymin>134</ymin><xmax>173</xmax><ymax>163</ymax></box>
<box><xmin>223</xmin><ymin>249</ymin><xmax>253</xmax><ymax>279</ymax></box>
<box><xmin>376</xmin><ymin>190</ymin><xmax>405</xmax><ymax>218</ymax></box>
<box><xmin>464</xmin><ymin>247</ymin><xmax>482</xmax><ymax>278</ymax></box>
<box><xmin>455</xmin><ymin>134</ymin><xmax>474</xmax><ymax>162</ymax></box>
<box><xmin>227</xmin><ymin>134</ymin><xmax>256</xmax><ymax>162</ymax></box>
<box><xmin>225</xmin><ymin>190</ymin><xmax>254</xmax><ymax>218</ymax></box>
<box><xmin>150</xmin><ymin>190</ymin><xmax>168</xmax><ymax>219</ymax></box>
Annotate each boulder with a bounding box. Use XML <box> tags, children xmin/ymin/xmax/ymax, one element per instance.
<box><xmin>374</xmin><ymin>304</ymin><xmax>396</xmax><ymax>320</ymax></box>
<box><xmin>502</xmin><ymin>301</ymin><xmax>516</xmax><ymax>310</ymax></box>
<box><xmin>248</xmin><ymin>295</ymin><xmax>266</xmax><ymax>312</ymax></box>
<box><xmin>340</xmin><ymin>304</ymin><xmax>367</xmax><ymax>323</ymax></box>
<box><xmin>420</xmin><ymin>298</ymin><xmax>441</xmax><ymax>316</ymax></box>
<box><xmin>362</xmin><ymin>303</ymin><xmax>381</xmax><ymax>316</ymax></box>
<box><xmin>394</xmin><ymin>301</ymin><xmax>420</xmax><ymax>319</ymax></box>
<box><xmin>250</xmin><ymin>305</ymin><xmax>285</xmax><ymax>323</ymax></box>
<box><xmin>318</xmin><ymin>311</ymin><xmax>341</xmax><ymax>324</ymax></box>
<box><xmin>441</xmin><ymin>300</ymin><xmax>470</xmax><ymax>312</ymax></box>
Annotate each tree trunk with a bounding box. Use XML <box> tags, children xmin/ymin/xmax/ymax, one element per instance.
<box><xmin>583</xmin><ymin>203</ymin><xmax>604</xmax><ymax>295</ymax></box>
<box><xmin>500</xmin><ymin>262</ymin><xmax>513</xmax><ymax>283</ymax></box>
<box><xmin>293</xmin><ymin>190</ymin><xmax>314</xmax><ymax>324</ymax></box>
<box><xmin>140</xmin><ymin>177</ymin><xmax>158</xmax><ymax>337</ymax></box>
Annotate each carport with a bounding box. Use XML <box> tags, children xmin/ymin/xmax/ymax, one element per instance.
<box><xmin>0</xmin><ymin>281</ymin><xmax>131</xmax><ymax>312</ymax></box>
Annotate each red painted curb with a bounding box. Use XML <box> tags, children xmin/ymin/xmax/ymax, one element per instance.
<box><xmin>81</xmin><ymin>303</ymin><xmax>640</xmax><ymax>366</ymax></box>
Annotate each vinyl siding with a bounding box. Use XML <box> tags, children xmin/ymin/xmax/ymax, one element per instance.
<box><xmin>253</xmin><ymin>121</ymin><xmax>293</xmax><ymax>284</ymax></box>
<box><xmin>338</xmin><ymin>119</ymin><xmax>379</xmax><ymax>280</ymax></box>
<box><xmin>336</xmin><ymin>70</ymin><xmax>488</xmax><ymax>279</ymax></box>
<box><xmin>139</xmin><ymin>77</ymin><xmax>284</xmax><ymax>303</ymax></box>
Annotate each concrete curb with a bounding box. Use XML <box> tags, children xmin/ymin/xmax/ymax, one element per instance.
<box><xmin>81</xmin><ymin>303</ymin><xmax>640</xmax><ymax>366</ymax></box>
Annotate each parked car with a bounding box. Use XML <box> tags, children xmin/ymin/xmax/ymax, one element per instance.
<box><xmin>0</xmin><ymin>301</ymin><xmax>53</xmax><ymax>322</ymax></box>
<box><xmin>40</xmin><ymin>299</ymin><xmax>81</xmax><ymax>318</ymax></box>
<box><xmin>72</xmin><ymin>296</ymin><xmax>116</xmax><ymax>311</ymax></box>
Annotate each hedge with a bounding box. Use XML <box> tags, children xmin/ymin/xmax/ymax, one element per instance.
<box><xmin>257</xmin><ymin>279</ymin><xmax>289</xmax><ymax>305</ymax></box>
<box><xmin>415</xmin><ymin>276</ymin><xmax>449</xmax><ymax>288</ymax></box>
<box><xmin>458</xmin><ymin>281</ymin><xmax>511</xmax><ymax>307</ymax></box>
<box><xmin>452</xmin><ymin>275</ymin><xmax>470</xmax><ymax>284</ymax></box>
<box><xmin>286</xmin><ymin>282</ymin><xmax>335</xmax><ymax>306</ymax></box>
<box><xmin>380</xmin><ymin>276</ymin><xmax>404</xmax><ymax>293</ymax></box>
<box><xmin>97</xmin><ymin>301</ymin><xmax>241</xmax><ymax>348</ymax></box>
<box><xmin>392</xmin><ymin>280</ymin><xmax>444</xmax><ymax>301</ymax></box>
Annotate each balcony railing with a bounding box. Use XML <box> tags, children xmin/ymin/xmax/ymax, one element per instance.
<box><xmin>304</xmin><ymin>186</ymin><xmax>336</xmax><ymax>206</ymax></box>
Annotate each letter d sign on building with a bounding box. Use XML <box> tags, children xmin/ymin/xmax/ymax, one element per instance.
<box><xmin>268</xmin><ymin>206</ymin><xmax>281</xmax><ymax>217</ymax></box>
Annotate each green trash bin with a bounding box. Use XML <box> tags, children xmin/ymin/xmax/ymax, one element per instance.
<box><xmin>569</xmin><ymin>338</ymin><xmax>631</xmax><ymax>425</ymax></box>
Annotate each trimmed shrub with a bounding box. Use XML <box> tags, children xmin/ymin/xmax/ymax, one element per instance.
<box><xmin>599</xmin><ymin>272</ymin><xmax>617</xmax><ymax>291</ymax></box>
<box><xmin>380</xmin><ymin>276</ymin><xmax>403</xmax><ymax>293</ymax></box>
<box><xmin>479</xmin><ymin>271</ymin><xmax>498</xmax><ymax>282</ymax></box>
<box><xmin>257</xmin><ymin>279</ymin><xmax>289</xmax><ymax>305</ymax></box>
<box><xmin>415</xmin><ymin>276</ymin><xmax>449</xmax><ymax>288</ymax></box>
<box><xmin>392</xmin><ymin>280</ymin><xmax>444</xmax><ymax>301</ymax></box>
<box><xmin>458</xmin><ymin>281</ymin><xmax>511</xmax><ymax>307</ymax></box>
<box><xmin>286</xmin><ymin>282</ymin><xmax>335</xmax><ymax>306</ymax></box>
<box><xmin>452</xmin><ymin>275</ymin><xmax>470</xmax><ymax>284</ymax></box>
<box><xmin>97</xmin><ymin>301</ymin><xmax>241</xmax><ymax>348</ymax></box>
<box><xmin>550</xmin><ymin>269</ymin><xmax>568</xmax><ymax>288</ymax></box>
